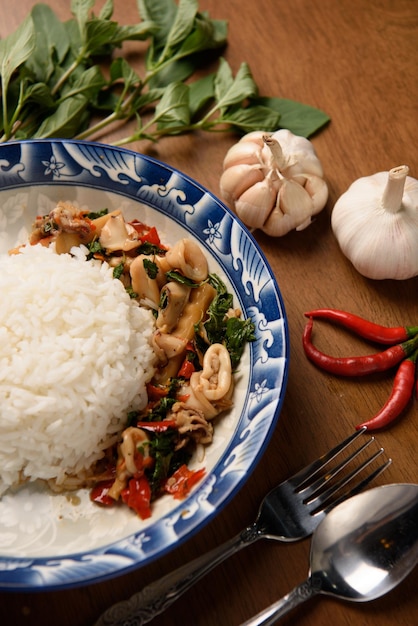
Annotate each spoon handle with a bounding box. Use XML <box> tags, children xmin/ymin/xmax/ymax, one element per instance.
<box><xmin>240</xmin><ymin>578</ymin><xmax>321</xmax><ymax>626</ymax></box>
<box><xmin>94</xmin><ymin>524</ymin><xmax>261</xmax><ymax>626</ymax></box>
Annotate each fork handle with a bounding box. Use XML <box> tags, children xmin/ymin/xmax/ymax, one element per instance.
<box><xmin>94</xmin><ymin>523</ymin><xmax>261</xmax><ymax>625</ymax></box>
<box><xmin>240</xmin><ymin>578</ymin><xmax>321</xmax><ymax>625</ymax></box>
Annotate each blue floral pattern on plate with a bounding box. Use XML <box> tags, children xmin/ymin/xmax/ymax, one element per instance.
<box><xmin>0</xmin><ymin>139</ymin><xmax>289</xmax><ymax>590</ymax></box>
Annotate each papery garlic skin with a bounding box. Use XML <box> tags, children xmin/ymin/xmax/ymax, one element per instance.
<box><xmin>220</xmin><ymin>129</ymin><xmax>328</xmax><ymax>236</ymax></box>
<box><xmin>331</xmin><ymin>166</ymin><xmax>418</xmax><ymax>280</ymax></box>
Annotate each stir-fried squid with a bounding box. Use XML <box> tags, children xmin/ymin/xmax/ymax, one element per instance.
<box><xmin>25</xmin><ymin>202</ymin><xmax>255</xmax><ymax>518</ymax></box>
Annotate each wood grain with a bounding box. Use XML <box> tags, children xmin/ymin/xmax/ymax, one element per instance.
<box><xmin>0</xmin><ymin>1</ymin><xmax>417</xmax><ymax>625</ymax></box>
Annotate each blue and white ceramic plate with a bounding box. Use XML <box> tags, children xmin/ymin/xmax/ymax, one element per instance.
<box><xmin>0</xmin><ymin>139</ymin><xmax>289</xmax><ymax>590</ymax></box>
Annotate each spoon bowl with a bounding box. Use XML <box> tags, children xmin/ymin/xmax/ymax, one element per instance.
<box><xmin>242</xmin><ymin>483</ymin><xmax>418</xmax><ymax>625</ymax></box>
<box><xmin>311</xmin><ymin>482</ymin><xmax>418</xmax><ymax>601</ymax></box>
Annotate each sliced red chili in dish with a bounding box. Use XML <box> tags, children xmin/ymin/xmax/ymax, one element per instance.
<box><xmin>136</xmin><ymin>420</ymin><xmax>177</xmax><ymax>433</ymax></box>
<box><xmin>90</xmin><ymin>480</ymin><xmax>115</xmax><ymax>506</ymax></box>
<box><xmin>139</xmin><ymin>226</ymin><xmax>161</xmax><ymax>246</ymax></box>
<box><xmin>164</xmin><ymin>465</ymin><xmax>206</xmax><ymax>500</ymax></box>
<box><xmin>121</xmin><ymin>475</ymin><xmax>152</xmax><ymax>519</ymax></box>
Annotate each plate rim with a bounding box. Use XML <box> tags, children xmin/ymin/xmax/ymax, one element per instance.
<box><xmin>0</xmin><ymin>138</ymin><xmax>289</xmax><ymax>590</ymax></box>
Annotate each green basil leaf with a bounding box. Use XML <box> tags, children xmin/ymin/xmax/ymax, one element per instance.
<box><xmin>64</xmin><ymin>19</ymin><xmax>83</xmax><ymax>60</ymax></box>
<box><xmin>33</xmin><ymin>93</ymin><xmax>89</xmax><ymax>138</ymax></box>
<box><xmin>213</xmin><ymin>56</ymin><xmax>233</xmax><ymax>96</ymax></box>
<box><xmin>99</xmin><ymin>0</ymin><xmax>114</xmax><ymax>20</ymax></box>
<box><xmin>148</xmin><ymin>57</ymin><xmax>197</xmax><ymax>88</ymax></box>
<box><xmin>109</xmin><ymin>57</ymin><xmax>140</xmax><ymax>86</ymax></box>
<box><xmin>143</xmin><ymin>258</ymin><xmax>158</xmax><ymax>279</ymax></box>
<box><xmin>26</xmin><ymin>5</ymin><xmax>70</xmax><ymax>84</ymax></box>
<box><xmin>113</xmin><ymin>261</ymin><xmax>124</xmax><ymax>280</ymax></box>
<box><xmin>23</xmin><ymin>83</ymin><xmax>56</xmax><ymax>109</ymax></box>
<box><xmin>204</xmin><ymin>17</ymin><xmax>228</xmax><ymax>47</ymax></box>
<box><xmin>161</xmin><ymin>0</ymin><xmax>198</xmax><ymax>58</ymax></box>
<box><xmin>176</xmin><ymin>13</ymin><xmax>227</xmax><ymax>58</ymax></box>
<box><xmin>221</xmin><ymin>104</ymin><xmax>281</xmax><ymax>134</ymax></box>
<box><xmin>225</xmin><ymin>317</ymin><xmax>256</xmax><ymax>370</ymax></box>
<box><xmin>83</xmin><ymin>19</ymin><xmax>155</xmax><ymax>59</ymax></box>
<box><xmin>86</xmin><ymin>208</ymin><xmax>109</xmax><ymax>219</ymax></box>
<box><xmin>0</xmin><ymin>14</ymin><xmax>35</xmax><ymax>93</ymax></box>
<box><xmin>253</xmin><ymin>96</ymin><xmax>330</xmax><ymax>137</ymax></box>
<box><xmin>155</xmin><ymin>82</ymin><xmax>190</xmax><ymax>129</ymax></box>
<box><xmin>137</xmin><ymin>0</ymin><xmax>178</xmax><ymax>49</ymax></box>
<box><xmin>165</xmin><ymin>270</ymin><xmax>200</xmax><ymax>287</ymax></box>
<box><xmin>133</xmin><ymin>88</ymin><xmax>165</xmax><ymax>110</ymax></box>
<box><xmin>94</xmin><ymin>89</ymin><xmax>120</xmax><ymax>112</ymax></box>
<box><xmin>84</xmin><ymin>19</ymin><xmax>120</xmax><ymax>56</ymax></box>
<box><xmin>214</xmin><ymin>59</ymin><xmax>258</xmax><ymax>110</ymax></box>
<box><xmin>110</xmin><ymin>22</ymin><xmax>157</xmax><ymax>44</ymax></box>
<box><xmin>71</xmin><ymin>0</ymin><xmax>95</xmax><ymax>39</ymax></box>
<box><xmin>188</xmin><ymin>73</ymin><xmax>214</xmax><ymax>118</ymax></box>
<box><xmin>66</xmin><ymin>65</ymin><xmax>106</xmax><ymax>101</ymax></box>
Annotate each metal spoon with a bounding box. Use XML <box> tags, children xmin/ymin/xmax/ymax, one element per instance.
<box><xmin>241</xmin><ymin>483</ymin><xmax>418</xmax><ymax>626</ymax></box>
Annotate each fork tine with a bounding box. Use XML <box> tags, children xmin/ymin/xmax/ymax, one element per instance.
<box><xmin>321</xmin><ymin>456</ymin><xmax>393</xmax><ymax>514</ymax></box>
<box><xmin>306</xmin><ymin>447</ymin><xmax>392</xmax><ymax>514</ymax></box>
<box><xmin>299</xmin><ymin>436</ymin><xmax>375</xmax><ymax>499</ymax></box>
<box><xmin>289</xmin><ymin>427</ymin><xmax>367</xmax><ymax>489</ymax></box>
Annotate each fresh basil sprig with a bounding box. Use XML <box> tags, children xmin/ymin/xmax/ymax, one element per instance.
<box><xmin>0</xmin><ymin>0</ymin><xmax>329</xmax><ymax>145</ymax></box>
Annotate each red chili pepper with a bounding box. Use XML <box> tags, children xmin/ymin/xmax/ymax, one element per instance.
<box><xmin>90</xmin><ymin>480</ymin><xmax>115</xmax><ymax>506</ymax></box>
<box><xmin>176</xmin><ymin>393</ymin><xmax>190</xmax><ymax>403</ymax></box>
<box><xmin>178</xmin><ymin>343</ymin><xmax>197</xmax><ymax>379</ymax></box>
<box><xmin>132</xmin><ymin>448</ymin><xmax>155</xmax><ymax>472</ymax></box>
<box><xmin>146</xmin><ymin>382</ymin><xmax>169</xmax><ymax>400</ymax></box>
<box><xmin>164</xmin><ymin>465</ymin><xmax>206</xmax><ymax>500</ymax></box>
<box><xmin>304</xmin><ymin>309</ymin><xmax>418</xmax><ymax>345</ymax></box>
<box><xmin>302</xmin><ymin>318</ymin><xmax>418</xmax><ymax>376</ymax></box>
<box><xmin>129</xmin><ymin>221</ymin><xmax>166</xmax><ymax>247</ymax></box>
<box><xmin>356</xmin><ymin>350</ymin><xmax>418</xmax><ymax>431</ymax></box>
<box><xmin>136</xmin><ymin>420</ymin><xmax>177</xmax><ymax>433</ymax></box>
<box><xmin>139</xmin><ymin>226</ymin><xmax>161</xmax><ymax>246</ymax></box>
<box><xmin>121</xmin><ymin>475</ymin><xmax>152</xmax><ymax>519</ymax></box>
<box><xmin>178</xmin><ymin>358</ymin><xmax>196</xmax><ymax>379</ymax></box>
<box><xmin>129</xmin><ymin>220</ymin><xmax>150</xmax><ymax>235</ymax></box>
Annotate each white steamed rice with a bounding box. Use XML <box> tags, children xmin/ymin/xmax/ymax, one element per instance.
<box><xmin>0</xmin><ymin>244</ymin><xmax>156</xmax><ymax>496</ymax></box>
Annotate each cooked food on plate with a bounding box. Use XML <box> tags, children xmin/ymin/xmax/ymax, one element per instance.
<box><xmin>0</xmin><ymin>202</ymin><xmax>254</xmax><ymax>518</ymax></box>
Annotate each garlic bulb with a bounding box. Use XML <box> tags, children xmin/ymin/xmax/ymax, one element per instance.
<box><xmin>220</xmin><ymin>129</ymin><xmax>328</xmax><ymax>236</ymax></box>
<box><xmin>331</xmin><ymin>165</ymin><xmax>418</xmax><ymax>280</ymax></box>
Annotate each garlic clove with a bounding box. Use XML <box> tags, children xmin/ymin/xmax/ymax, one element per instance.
<box><xmin>293</xmin><ymin>173</ymin><xmax>329</xmax><ymax>214</ymax></box>
<box><xmin>262</xmin><ymin>179</ymin><xmax>313</xmax><ymax>236</ymax></box>
<box><xmin>237</xmin><ymin>130</ymin><xmax>266</xmax><ymax>146</ymax></box>
<box><xmin>222</xmin><ymin>139</ymin><xmax>263</xmax><ymax>170</ymax></box>
<box><xmin>220</xmin><ymin>163</ymin><xmax>264</xmax><ymax>206</ymax></box>
<box><xmin>280</xmin><ymin>179</ymin><xmax>314</xmax><ymax>217</ymax></box>
<box><xmin>262</xmin><ymin>206</ymin><xmax>294</xmax><ymax>237</ymax></box>
<box><xmin>235</xmin><ymin>178</ymin><xmax>278</xmax><ymax>229</ymax></box>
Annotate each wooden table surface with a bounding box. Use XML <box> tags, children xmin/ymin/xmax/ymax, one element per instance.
<box><xmin>1</xmin><ymin>1</ymin><xmax>417</xmax><ymax>625</ymax></box>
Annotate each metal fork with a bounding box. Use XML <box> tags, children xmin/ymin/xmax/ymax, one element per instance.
<box><xmin>95</xmin><ymin>429</ymin><xmax>391</xmax><ymax>626</ymax></box>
